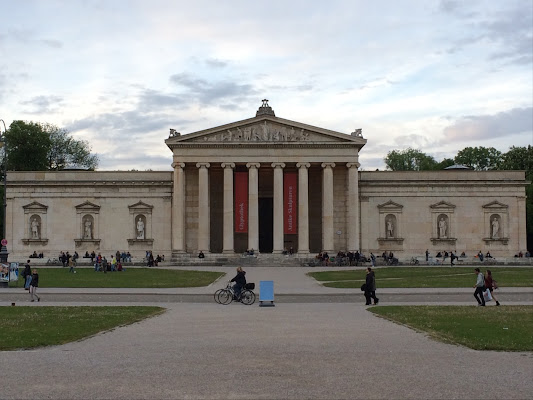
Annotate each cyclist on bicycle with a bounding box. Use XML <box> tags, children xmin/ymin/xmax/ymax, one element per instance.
<box><xmin>230</xmin><ymin>267</ymin><xmax>246</xmax><ymax>299</ymax></box>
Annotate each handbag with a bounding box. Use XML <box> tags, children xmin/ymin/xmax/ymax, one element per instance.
<box><xmin>483</xmin><ymin>289</ymin><xmax>492</xmax><ymax>302</ymax></box>
<box><xmin>360</xmin><ymin>283</ymin><xmax>367</xmax><ymax>292</ymax></box>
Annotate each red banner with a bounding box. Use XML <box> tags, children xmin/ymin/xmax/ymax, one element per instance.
<box><xmin>284</xmin><ymin>173</ymin><xmax>298</xmax><ymax>234</ymax></box>
<box><xmin>234</xmin><ymin>172</ymin><xmax>248</xmax><ymax>233</ymax></box>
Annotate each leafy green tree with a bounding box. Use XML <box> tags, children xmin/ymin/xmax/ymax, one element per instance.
<box><xmin>454</xmin><ymin>146</ymin><xmax>502</xmax><ymax>170</ymax></box>
<box><xmin>6</xmin><ymin>121</ymin><xmax>51</xmax><ymax>170</ymax></box>
<box><xmin>436</xmin><ymin>158</ymin><xmax>455</xmax><ymax>170</ymax></box>
<box><xmin>500</xmin><ymin>146</ymin><xmax>533</xmax><ymax>176</ymax></box>
<box><xmin>43</xmin><ymin>123</ymin><xmax>98</xmax><ymax>170</ymax></box>
<box><xmin>6</xmin><ymin>121</ymin><xmax>98</xmax><ymax>171</ymax></box>
<box><xmin>384</xmin><ymin>148</ymin><xmax>438</xmax><ymax>171</ymax></box>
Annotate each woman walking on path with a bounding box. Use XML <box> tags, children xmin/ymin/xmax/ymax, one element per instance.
<box><xmin>485</xmin><ymin>270</ymin><xmax>500</xmax><ymax>306</ymax></box>
<box><xmin>29</xmin><ymin>269</ymin><xmax>41</xmax><ymax>302</ymax></box>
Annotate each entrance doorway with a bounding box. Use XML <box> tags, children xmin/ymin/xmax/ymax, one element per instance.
<box><xmin>258</xmin><ymin>197</ymin><xmax>273</xmax><ymax>253</ymax></box>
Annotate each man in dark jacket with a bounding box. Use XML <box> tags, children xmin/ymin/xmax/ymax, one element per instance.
<box><xmin>230</xmin><ymin>267</ymin><xmax>246</xmax><ymax>299</ymax></box>
<box><xmin>364</xmin><ymin>267</ymin><xmax>379</xmax><ymax>305</ymax></box>
<box><xmin>23</xmin><ymin>260</ymin><xmax>32</xmax><ymax>290</ymax></box>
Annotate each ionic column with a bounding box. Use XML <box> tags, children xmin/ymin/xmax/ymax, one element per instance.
<box><xmin>321</xmin><ymin>163</ymin><xmax>336</xmax><ymax>253</ymax></box>
<box><xmin>246</xmin><ymin>163</ymin><xmax>260</xmax><ymax>253</ymax></box>
<box><xmin>271</xmin><ymin>162</ymin><xmax>286</xmax><ymax>254</ymax></box>
<box><xmin>221</xmin><ymin>163</ymin><xmax>235</xmax><ymax>254</ymax></box>
<box><xmin>297</xmin><ymin>163</ymin><xmax>310</xmax><ymax>254</ymax></box>
<box><xmin>196</xmin><ymin>162</ymin><xmax>210</xmax><ymax>252</ymax></box>
<box><xmin>172</xmin><ymin>162</ymin><xmax>186</xmax><ymax>253</ymax></box>
<box><xmin>346</xmin><ymin>162</ymin><xmax>360</xmax><ymax>252</ymax></box>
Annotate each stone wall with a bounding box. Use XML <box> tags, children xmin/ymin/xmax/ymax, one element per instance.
<box><xmin>359</xmin><ymin>170</ymin><xmax>527</xmax><ymax>258</ymax></box>
<box><xmin>7</xmin><ymin>171</ymin><xmax>173</xmax><ymax>260</ymax></box>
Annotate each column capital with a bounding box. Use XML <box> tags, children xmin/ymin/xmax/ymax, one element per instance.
<box><xmin>171</xmin><ymin>162</ymin><xmax>185</xmax><ymax>169</ymax></box>
<box><xmin>221</xmin><ymin>162</ymin><xmax>235</xmax><ymax>169</ymax></box>
<box><xmin>321</xmin><ymin>162</ymin><xmax>336</xmax><ymax>169</ymax></box>
<box><xmin>271</xmin><ymin>162</ymin><xmax>286</xmax><ymax>169</ymax></box>
<box><xmin>296</xmin><ymin>162</ymin><xmax>311</xmax><ymax>169</ymax></box>
<box><xmin>346</xmin><ymin>162</ymin><xmax>360</xmax><ymax>169</ymax></box>
<box><xmin>246</xmin><ymin>162</ymin><xmax>261</xmax><ymax>169</ymax></box>
<box><xmin>196</xmin><ymin>162</ymin><xmax>210</xmax><ymax>169</ymax></box>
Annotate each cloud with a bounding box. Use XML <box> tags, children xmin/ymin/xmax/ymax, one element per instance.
<box><xmin>442</xmin><ymin>107</ymin><xmax>533</xmax><ymax>141</ymax></box>
<box><xmin>169</xmin><ymin>73</ymin><xmax>258</xmax><ymax>105</ymax></box>
<box><xmin>40</xmin><ymin>39</ymin><xmax>63</xmax><ymax>48</ymax></box>
<box><xmin>19</xmin><ymin>95</ymin><xmax>64</xmax><ymax>114</ymax></box>
<box><xmin>205</xmin><ymin>58</ymin><xmax>227</xmax><ymax>68</ymax></box>
<box><xmin>438</xmin><ymin>1</ymin><xmax>533</xmax><ymax>65</ymax></box>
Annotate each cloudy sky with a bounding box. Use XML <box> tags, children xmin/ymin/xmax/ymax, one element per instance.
<box><xmin>1</xmin><ymin>0</ymin><xmax>532</xmax><ymax>171</ymax></box>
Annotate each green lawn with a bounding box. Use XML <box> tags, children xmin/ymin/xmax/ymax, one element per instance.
<box><xmin>370</xmin><ymin>305</ymin><xmax>533</xmax><ymax>351</ymax></box>
<box><xmin>308</xmin><ymin>267</ymin><xmax>533</xmax><ymax>288</ymax></box>
<box><xmin>0</xmin><ymin>306</ymin><xmax>164</xmax><ymax>350</ymax></box>
<box><xmin>10</xmin><ymin>268</ymin><xmax>224</xmax><ymax>288</ymax></box>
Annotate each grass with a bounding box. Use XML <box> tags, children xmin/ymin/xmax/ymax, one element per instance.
<box><xmin>369</xmin><ymin>305</ymin><xmax>533</xmax><ymax>351</ymax></box>
<box><xmin>0</xmin><ymin>306</ymin><xmax>164</xmax><ymax>350</ymax></box>
<box><xmin>308</xmin><ymin>267</ymin><xmax>533</xmax><ymax>288</ymax></box>
<box><xmin>9</xmin><ymin>268</ymin><xmax>224</xmax><ymax>288</ymax></box>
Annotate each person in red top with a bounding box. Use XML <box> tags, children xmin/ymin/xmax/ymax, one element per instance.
<box><xmin>485</xmin><ymin>270</ymin><xmax>500</xmax><ymax>306</ymax></box>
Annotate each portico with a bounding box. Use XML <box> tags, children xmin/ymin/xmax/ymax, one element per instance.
<box><xmin>165</xmin><ymin>100</ymin><xmax>366</xmax><ymax>256</ymax></box>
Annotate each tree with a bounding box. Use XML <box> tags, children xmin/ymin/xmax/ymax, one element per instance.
<box><xmin>384</xmin><ymin>148</ymin><xmax>438</xmax><ymax>171</ymax></box>
<box><xmin>436</xmin><ymin>158</ymin><xmax>455</xmax><ymax>170</ymax></box>
<box><xmin>43</xmin><ymin>123</ymin><xmax>99</xmax><ymax>170</ymax></box>
<box><xmin>6</xmin><ymin>121</ymin><xmax>98</xmax><ymax>171</ymax></box>
<box><xmin>454</xmin><ymin>146</ymin><xmax>502</xmax><ymax>170</ymax></box>
<box><xmin>500</xmin><ymin>146</ymin><xmax>533</xmax><ymax>177</ymax></box>
<box><xmin>6</xmin><ymin>121</ymin><xmax>51</xmax><ymax>170</ymax></box>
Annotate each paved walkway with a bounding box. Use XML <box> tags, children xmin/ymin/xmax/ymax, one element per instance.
<box><xmin>1</xmin><ymin>266</ymin><xmax>532</xmax><ymax>305</ymax></box>
<box><xmin>2</xmin><ymin>266</ymin><xmax>533</xmax><ymax>399</ymax></box>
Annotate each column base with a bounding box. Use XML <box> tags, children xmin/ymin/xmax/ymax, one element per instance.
<box><xmin>222</xmin><ymin>250</ymin><xmax>235</xmax><ymax>254</ymax></box>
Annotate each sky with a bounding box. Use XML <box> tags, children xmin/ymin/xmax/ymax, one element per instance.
<box><xmin>1</xmin><ymin>0</ymin><xmax>532</xmax><ymax>171</ymax></box>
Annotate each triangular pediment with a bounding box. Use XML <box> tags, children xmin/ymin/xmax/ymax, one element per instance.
<box><xmin>483</xmin><ymin>201</ymin><xmax>508</xmax><ymax>209</ymax></box>
<box><xmin>430</xmin><ymin>201</ymin><xmax>456</xmax><ymax>209</ymax></box>
<box><xmin>128</xmin><ymin>201</ymin><xmax>153</xmax><ymax>210</ymax></box>
<box><xmin>378</xmin><ymin>200</ymin><xmax>403</xmax><ymax>210</ymax></box>
<box><xmin>23</xmin><ymin>201</ymin><xmax>48</xmax><ymax>210</ymax></box>
<box><xmin>75</xmin><ymin>201</ymin><xmax>100</xmax><ymax>211</ymax></box>
<box><xmin>166</xmin><ymin>115</ymin><xmax>366</xmax><ymax>147</ymax></box>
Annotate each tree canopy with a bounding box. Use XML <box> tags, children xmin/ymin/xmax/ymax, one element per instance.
<box><xmin>5</xmin><ymin>121</ymin><xmax>98</xmax><ymax>171</ymax></box>
<box><xmin>384</xmin><ymin>148</ymin><xmax>439</xmax><ymax>171</ymax></box>
<box><xmin>454</xmin><ymin>146</ymin><xmax>502</xmax><ymax>170</ymax></box>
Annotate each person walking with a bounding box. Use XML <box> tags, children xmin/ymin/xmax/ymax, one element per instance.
<box><xmin>29</xmin><ymin>269</ymin><xmax>41</xmax><ymax>302</ymax></box>
<box><xmin>473</xmin><ymin>268</ymin><xmax>485</xmax><ymax>306</ymax></box>
<box><xmin>485</xmin><ymin>269</ymin><xmax>500</xmax><ymax>306</ymax></box>
<box><xmin>22</xmin><ymin>260</ymin><xmax>32</xmax><ymax>290</ymax></box>
<box><xmin>364</xmin><ymin>267</ymin><xmax>379</xmax><ymax>305</ymax></box>
<box><xmin>370</xmin><ymin>252</ymin><xmax>376</xmax><ymax>267</ymax></box>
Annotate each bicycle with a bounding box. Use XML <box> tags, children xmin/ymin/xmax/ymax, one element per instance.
<box><xmin>214</xmin><ymin>282</ymin><xmax>256</xmax><ymax>305</ymax></box>
<box><xmin>409</xmin><ymin>257</ymin><xmax>420</xmax><ymax>265</ymax></box>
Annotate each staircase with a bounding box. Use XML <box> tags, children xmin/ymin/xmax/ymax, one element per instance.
<box><xmin>171</xmin><ymin>252</ymin><xmax>313</xmax><ymax>267</ymax></box>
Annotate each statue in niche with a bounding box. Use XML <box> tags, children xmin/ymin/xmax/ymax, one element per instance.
<box><xmin>438</xmin><ymin>217</ymin><xmax>447</xmax><ymax>239</ymax></box>
<box><xmin>492</xmin><ymin>218</ymin><xmax>500</xmax><ymax>239</ymax></box>
<box><xmin>31</xmin><ymin>218</ymin><xmax>40</xmax><ymax>239</ymax></box>
<box><xmin>387</xmin><ymin>220</ymin><xmax>394</xmax><ymax>238</ymax></box>
<box><xmin>137</xmin><ymin>217</ymin><xmax>145</xmax><ymax>240</ymax></box>
<box><xmin>84</xmin><ymin>219</ymin><xmax>93</xmax><ymax>239</ymax></box>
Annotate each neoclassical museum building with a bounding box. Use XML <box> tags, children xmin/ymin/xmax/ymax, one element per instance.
<box><xmin>5</xmin><ymin>101</ymin><xmax>528</xmax><ymax>261</ymax></box>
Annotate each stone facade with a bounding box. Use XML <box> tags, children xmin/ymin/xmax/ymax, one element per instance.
<box><xmin>4</xmin><ymin>102</ymin><xmax>528</xmax><ymax>260</ymax></box>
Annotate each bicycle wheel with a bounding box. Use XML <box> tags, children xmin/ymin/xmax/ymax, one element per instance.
<box><xmin>218</xmin><ymin>289</ymin><xmax>233</xmax><ymax>305</ymax></box>
<box><xmin>240</xmin><ymin>290</ymin><xmax>255</xmax><ymax>305</ymax></box>
<box><xmin>213</xmin><ymin>289</ymin><xmax>224</xmax><ymax>304</ymax></box>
